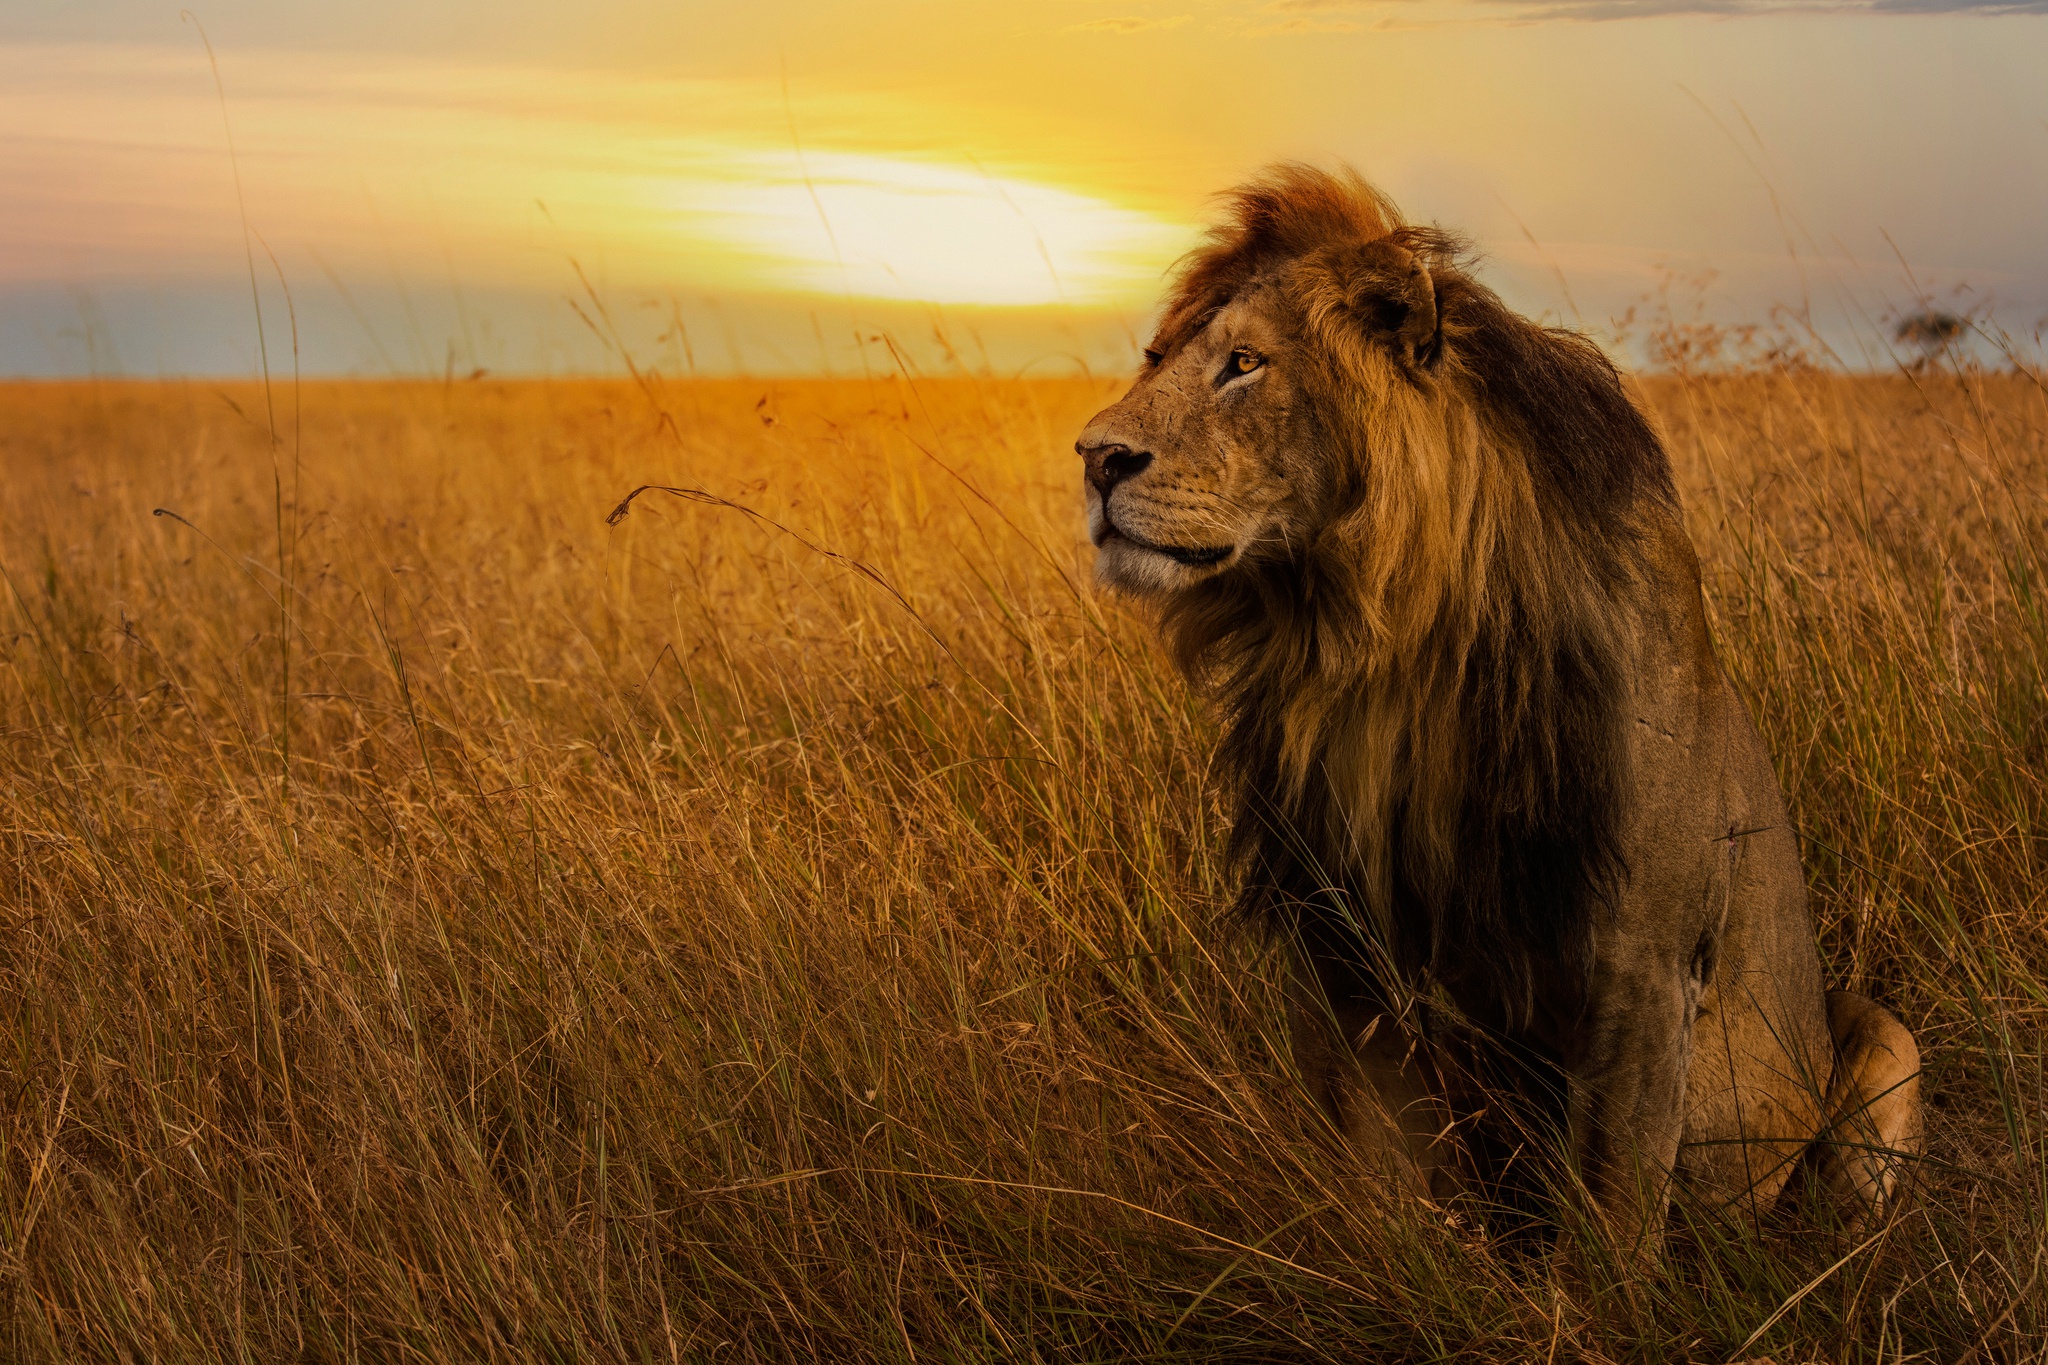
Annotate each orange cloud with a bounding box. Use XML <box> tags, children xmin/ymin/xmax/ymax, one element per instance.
<box><xmin>1069</xmin><ymin>15</ymin><xmax>1195</xmax><ymax>31</ymax></box>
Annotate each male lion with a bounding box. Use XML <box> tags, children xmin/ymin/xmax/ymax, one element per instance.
<box><xmin>1076</xmin><ymin>165</ymin><xmax>1921</xmax><ymax>1246</ymax></box>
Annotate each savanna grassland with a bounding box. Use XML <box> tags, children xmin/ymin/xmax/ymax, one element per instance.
<box><xmin>3</xmin><ymin>362</ymin><xmax>2046</xmax><ymax>1363</ymax></box>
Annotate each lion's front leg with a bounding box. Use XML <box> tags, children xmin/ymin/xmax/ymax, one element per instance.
<box><xmin>1286</xmin><ymin>973</ymin><xmax>1456</xmax><ymax>1199</ymax></box>
<box><xmin>1559</xmin><ymin>966</ymin><xmax>1696</xmax><ymax>1257</ymax></box>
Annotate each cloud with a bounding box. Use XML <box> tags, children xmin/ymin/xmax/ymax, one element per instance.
<box><xmin>1249</xmin><ymin>16</ymin><xmax>1371</xmax><ymax>31</ymax></box>
<box><xmin>1069</xmin><ymin>14</ymin><xmax>1194</xmax><ymax>31</ymax></box>
<box><xmin>1244</xmin><ymin>0</ymin><xmax>1389</xmax><ymax>31</ymax></box>
<box><xmin>1488</xmin><ymin>0</ymin><xmax>2048</xmax><ymax>16</ymax></box>
<box><xmin>1480</xmin><ymin>0</ymin><xmax>1743</xmax><ymax>17</ymax></box>
<box><xmin>1252</xmin><ymin>0</ymin><xmax>2048</xmax><ymax>21</ymax></box>
<box><xmin>0</xmin><ymin>41</ymin><xmax>1197</xmax><ymax>307</ymax></box>
<box><xmin>1263</xmin><ymin>0</ymin><xmax>1389</xmax><ymax>10</ymax></box>
<box><xmin>1867</xmin><ymin>0</ymin><xmax>2048</xmax><ymax>12</ymax></box>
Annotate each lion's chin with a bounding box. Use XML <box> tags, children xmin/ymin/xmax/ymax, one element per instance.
<box><xmin>1090</xmin><ymin>533</ymin><xmax>1236</xmax><ymax>596</ymax></box>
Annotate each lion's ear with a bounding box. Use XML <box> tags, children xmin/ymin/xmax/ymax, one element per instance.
<box><xmin>1319</xmin><ymin>239</ymin><xmax>1441</xmax><ymax>370</ymax></box>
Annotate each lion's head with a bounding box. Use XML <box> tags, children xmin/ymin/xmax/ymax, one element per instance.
<box><xmin>1077</xmin><ymin>169</ymin><xmax>1438</xmax><ymax>599</ymax></box>
<box><xmin>1079</xmin><ymin>164</ymin><xmax>1678</xmax><ymax>1025</ymax></box>
<box><xmin>1076</xmin><ymin>165</ymin><xmax>1670</xmax><ymax>672</ymax></box>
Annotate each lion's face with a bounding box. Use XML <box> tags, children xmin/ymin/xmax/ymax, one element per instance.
<box><xmin>1075</xmin><ymin>277</ymin><xmax>1334</xmax><ymax>596</ymax></box>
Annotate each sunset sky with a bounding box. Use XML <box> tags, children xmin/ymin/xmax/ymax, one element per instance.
<box><xmin>5</xmin><ymin>0</ymin><xmax>2046</xmax><ymax>376</ymax></box>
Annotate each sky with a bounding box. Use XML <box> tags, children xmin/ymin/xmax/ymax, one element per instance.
<box><xmin>5</xmin><ymin>0</ymin><xmax>2046</xmax><ymax>377</ymax></box>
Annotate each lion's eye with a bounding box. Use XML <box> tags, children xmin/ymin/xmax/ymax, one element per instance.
<box><xmin>1222</xmin><ymin>349</ymin><xmax>1264</xmax><ymax>382</ymax></box>
<box><xmin>1142</xmin><ymin>347</ymin><xmax>1165</xmax><ymax>367</ymax></box>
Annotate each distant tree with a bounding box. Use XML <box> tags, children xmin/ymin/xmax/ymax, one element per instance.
<box><xmin>1894</xmin><ymin>309</ymin><xmax>1968</xmax><ymax>370</ymax></box>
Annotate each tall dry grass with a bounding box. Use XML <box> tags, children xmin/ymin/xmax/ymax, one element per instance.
<box><xmin>2</xmin><ymin>362</ymin><xmax>2044</xmax><ymax>1362</ymax></box>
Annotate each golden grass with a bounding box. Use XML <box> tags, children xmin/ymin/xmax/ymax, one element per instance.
<box><xmin>3</xmin><ymin>367</ymin><xmax>2044</xmax><ymax>1361</ymax></box>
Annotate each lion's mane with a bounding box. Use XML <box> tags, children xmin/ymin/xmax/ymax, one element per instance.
<box><xmin>1156</xmin><ymin>167</ymin><xmax>1678</xmax><ymax>1028</ymax></box>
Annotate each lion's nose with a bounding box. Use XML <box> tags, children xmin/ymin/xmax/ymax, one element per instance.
<box><xmin>1076</xmin><ymin>440</ymin><xmax>1154</xmax><ymax>495</ymax></box>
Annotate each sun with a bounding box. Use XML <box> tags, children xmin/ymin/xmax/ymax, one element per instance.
<box><xmin>670</xmin><ymin>146</ymin><xmax>1190</xmax><ymax>308</ymax></box>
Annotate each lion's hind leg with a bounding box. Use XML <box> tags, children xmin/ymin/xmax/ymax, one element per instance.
<box><xmin>1813</xmin><ymin>989</ymin><xmax>1923</xmax><ymax>1229</ymax></box>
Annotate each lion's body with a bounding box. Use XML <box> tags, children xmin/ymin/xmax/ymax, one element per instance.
<box><xmin>1075</xmin><ymin>165</ymin><xmax>1920</xmax><ymax>1243</ymax></box>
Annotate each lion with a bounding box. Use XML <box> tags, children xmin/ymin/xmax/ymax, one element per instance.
<box><xmin>1075</xmin><ymin>164</ymin><xmax>1922</xmax><ymax>1248</ymax></box>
